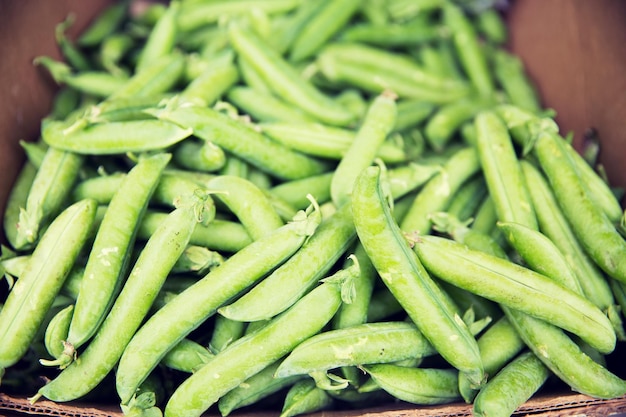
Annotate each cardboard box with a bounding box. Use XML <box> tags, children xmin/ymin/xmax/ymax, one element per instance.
<box><xmin>1</xmin><ymin>1</ymin><xmax>626</xmax><ymax>416</ymax></box>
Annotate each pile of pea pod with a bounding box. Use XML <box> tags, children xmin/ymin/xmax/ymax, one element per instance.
<box><xmin>2</xmin><ymin>0</ymin><xmax>626</xmax><ymax>416</ymax></box>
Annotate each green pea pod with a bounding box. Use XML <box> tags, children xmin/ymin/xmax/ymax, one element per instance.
<box><xmin>385</xmin><ymin>0</ymin><xmax>445</xmax><ymax>22</ymax></box>
<box><xmin>15</xmin><ymin>147</ymin><xmax>83</xmax><ymax>250</ymax></box>
<box><xmin>207</xmin><ymin>175</ymin><xmax>284</xmax><ymax>240</ymax></box>
<box><xmin>497</xmin><ymin>104</ymin><xmax>623</xmax><ymax>224</ymax></box>
<box><xmin>3</xmin><ymin>161</ymin><xmax>37</xmax><ymax>250</ymax></box>
<box><xmin>171</xmin><ymin>245</ymin><xmax>223</xmax><ymax>276</ymax></box>
<box><xmin>270</xmin><ymin>0</ymin><xmax>328</xmax><ymax>54</ymax></box>
<box><xmin>473</xmin><ymin>351</ymin><xmax>549</xmax><ymax>417</ymax></box>
<box><xmin>66</xmin><ymin>153</ymin><xmax>172</xmax><ymax>355</ymax></box>
<box><xmin>0</xmin><ymin>253</ymin><xmax>30</xmax><ymax>282</ymax></box>
<box><xmin>135</xmin><ymin>1</ymin><xmax>180</xmax><ymax>73</ymax></box>
<box><xmin>331</xmin><ymin>243</ymin><xmax>377</xmax><ymax>330</ymax></box>
<box><xmin>227</xmin><ymin>22</ymin><xmax>356</xmax><ymax>127</ymax></box>
<box><xmin>108</xmin><ymin>51</ymin><xmax>186</xmax><ymax>100</ymax></box>
<box><xmin>208</xmin><ymin>315</ymin><xmax>246</xmax><ymax>354</ymax></box>
<box><xmin>412</xmin><ymin>235</ymin><xmax>616</xmax><ymax>354</ymax></box>
<box><xmin>161</xmin><ymin>338</ymin><xmax>214</xmax><ymax>374</ymax></box>
<box><xmin>116</xmin><ymin>202</ymin><xmax>322</xmax><ymax>405</ymax></box>
<box><xmin>218</xmin><ymin>201</ymin><xmax>356</xmax><ymax>322</ymax></box>
<box><xmin>361</xmin><ymin>364</ymin><xmax>461</xmax><ymax>405</ymax></box>
<box><xmin>317</xmin><ymin>42</ymin><xmax>470</xmax><ymax>103</ymax></box>
<box><xmin>470</xmin><ymin>195</ymin><xmax>498</xmax><ymax>235</ymax></box>
<box><xmin>492</xmin><ymin>49</ymin><xmax>541</xmax><ymax>113</ymax></box>
<box><xmin>476</xmin><ymin>8</ymin><xmax>508</xmax><ymax>45</ymax></box>
<box><xmin>78</xmin><ymin>1</ymin><xmax>129</xmax><ymax>46</ymax></box>
<box><xmin>289</xmin><ymin>0</ymin><xmax>362</xmax><ymax>61</ymax></box>
<box><xmin>270</xmin><ymin>173</ymin><xmax>333</xmax><ymax>210</ymax></box>
<box><xmin>99</xmin><ymin>33</ymin><xmax>134</xmax><ymax>77</ymax></box>
<box><xmin>497</xmin><ymin>221</ymin><xmax>584</xmax><ymax>294</ymax></box>
<box><xmin>49</xmin><ymin>87</ymin><xmax>81</xmax><ymax>120</ymax></box>
<box><xmin>444</xmin><ymin>175</ymin><xmax>488</xmax><ymax>223</ymax></box>
<box><xmin>72</xmin><ymin>171</ymin><xmax>205</xmax><ymax>209</ymax></box>
<box><xmin>429</xmin><ymin>218</ymin><xmax>532</xmax><ymax>405</ymax></box>
<box><xmin>367</xmin><ymin>287</ymin><xmax>403</xmax><ymax>323</ymax></box>
<box><xmin>352</xmin><ymin>165</ymin><xmax>484</xmax><ymax>388</ymax></box>
<box><xmin>331</xmin><ymin>90</ymin><xmax>397</xmax><ymax>207</ymax></box>
<box><xmin>394</xmin><ymin>99</ymin><xmax>436</xmax><ymax>132</ymax></box>
<box><xmin>218</xmin><ymin>360</ymin><xmax>304</xmax><ymax>417</ymax></box>
<box><xmin>84</xmin><ymin>95</ymin><xmax>171</xmax><ymax>124</ymax></box>
<box><xmin>59</xmin><ymin>266</ymin><xmax>85</xmax><ymax>301</ymax></box>
<box><xmin>458</xmin><ymin>317</ymin><xmax>525</xmax><ymax>403</ymax></box>
<box><xmin>474</xmin><ymin>110</ymin><xmax>537</xmax><ymax>229</ymax></box>
<box><xmin>176</xmin><ymin>0</ymin><xmax>302</xmax><ymax>32</ymax></box>
<box><xmin>504</xmin><ymin>306</ymin><xmax>626</xmax><ymax>399</ymax></box>
<box><xmin>138</xmin><ymin>211</ymin><xmax>252</xmax><ymax>253</ymax></box>
<box><xmin>172</xmin><ymin>139</ymin><xmax>226</xmax><ymax>173</ymax></box>
<box><xmin>260</xmin><ymin>121</ymin><xmax>407</xmax><ymax>164</ymax></box>
<box><xmin>280</xmin><ymin>378</ymin><xmax>333</xmax><ymax>417</ymax></box>
<box><xmin>41</xmin><ymin>304</ymin><xmax>74</xmax><ymax>366</ymax></box>
<box><xmin>149</xmin><ymin>101</ymin><xmax>330</xmax><ymax>180</ymax></box>
<box><xmin>21</xmin><ymin>140</ymin><xmax>49</xmax><ymax>169</ymax></box>
<box><xmin>531</xmin><ymin>128</ymin><xmax>626</xmax><ymax>284</ymax></box>
<box><xmin>163</xmin><ymin>278</ymin><xmax>345</xmax><ymax>417</ymax></box>
<box><xmin>443</xmin><ymin>3</ymin><xmax>494</xmax><ymax>97</ymax></box>
<box><xmin>35</xmin><ymin>192</ymin><xmax>212</xmax><ymax>403</ymax></box>
<box><xmin>55</xmin><ymin>15</ymin><xmax>91</xmax><ymax>72</ymax></box>
<box><xmin>181</xmin><ymin>59</ymin><xmax>239</xmax><ymax>107</ymax></box>
<box><xmin>227</xmin><ymin>86</ymin><xmax>317</xmax><ymax>123</ymax></box>
<box><xmin>339</xmin><ymin>20</ymin><xmax>443</xmax><ymax>47</ymax></box>
<box><xmin>0</xmin><ymin>198</ymin><xmax>97</xmax><ymax>374</ymax></box>
<box><xmin>34</xmin><ymin>56</ymin><xmax>129</xmax><ymax>98</ymax></box>
<box><xmin>424</xmin><ymin>95</ymin><xmax>495</xmax><ymax>152</ymax></box>
<box><xmin>400</xmin><ymin>146</ymin><xmax>481</xmax><ymax>235</ymax></box>
<box><xmin>41</xmin><ymin>118</ymin><xmax>192</xmax><ymax>155</ymax></box>
<box><xmin>275</xmin><ymin>322</ymin><xmax>436</xmax><ymax>378</ymax></box>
